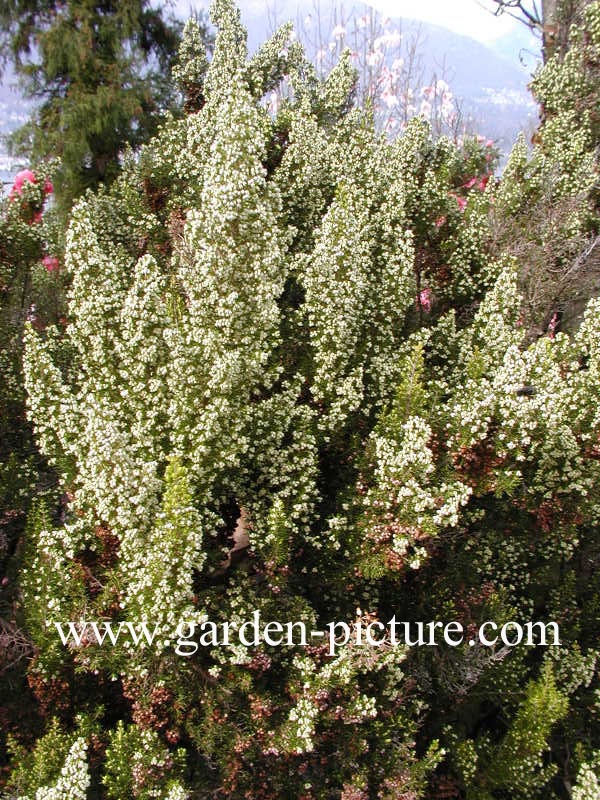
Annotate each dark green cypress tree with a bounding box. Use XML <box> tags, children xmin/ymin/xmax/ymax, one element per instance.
<box><xmin>0</xmin><ymin>0</ymin><xmax>191</xmax><ymax>212</ymax></box>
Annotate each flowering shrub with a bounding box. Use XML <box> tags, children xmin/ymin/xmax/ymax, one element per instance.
<box><xmin>6</xmin><ymin>2</ymin><xmax>600</xmax><ymax>798</ymax></box>
<box><xmin>0</xmin><ymin>162</ymin><xmax>61</xmax><ymax>580</ymax></box>
<box><xmin>296</xmin><ymin>5</ymin><xmax>465</xmax><ymax>139</ymax></box>
<box><xmin>0</xmin><ymin>161</ymin><xmax>66</xmax><ymax>777</ymax></box>
<box><xmin>8</xmin><ymin>169</ymin><xmax>54</xmax><ymax>225</ymax></box>
<box><xmin>6</xmin><ymin>717</ymin><xmax>94</xmax><ymax>800</ymax></box>
<box><xmin>488</xmin><ymin>3</ymin><xmax>600</xmax><ymax>336</ymax></box>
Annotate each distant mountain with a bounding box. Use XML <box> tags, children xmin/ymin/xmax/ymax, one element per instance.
<box><xmin>231</xmin><ymin>0</ymin><xmax>538</xmax><ymax>151</ymax></box>
<box><xmin>394</xmin><ymin>17</ymin><xmax>538</xmax><ymax>148</ymax></box>
<box><xmin>487</xmin><ymin>19</ymin><xmax>542</xmax><ymax>70</ymax></box>
<box><xmin>0</xmin><ymin>0</ymin><xmax>539</xmax><ymax>175</ymax></box>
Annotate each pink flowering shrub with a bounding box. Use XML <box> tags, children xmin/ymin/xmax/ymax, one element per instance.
<box><xmin>417</xmin><ymin>287</ymin><xmax>432</xmax><ymax>312</ymax></box>
<box><xmin>7</xmin><ymin>168</ymin><xmax>54</xmax><ymax>226</ymax></box>
<box><xmin>41</xmin><ymin>256</ymin><xmax>60</xmax><ymax>273</ymax></box>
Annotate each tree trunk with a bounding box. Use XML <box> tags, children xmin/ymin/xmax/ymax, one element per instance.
<box><xmin>542</xmin><ymin>0</ymin><xmax>592</xmax><ymax>61</ymax></box>
<box><xmin>542</xmin><ymin>0</ymin><xmax>561</xmax><ymax>60</ymax></box>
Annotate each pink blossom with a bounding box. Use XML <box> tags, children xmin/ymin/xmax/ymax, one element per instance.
<box><xmin>12</xmin><ymin>169</ymin><xmax>36</xmax><ymax>194</ymax></box>
<box><xmin>486</xmin><ymin>139</ymin><xmax>494</xmax><ymax>148</ymax></box>
<box><xmin>42</xmin><ymin>255</ymin><xmax>60</xmax><ymax>273</ymax></box>
<box><xmin>548</xmin><ymin>312</ymin><xmax>559</xmax><ymax>339</ymax></box>
<box><xmin>31</xmin><ymin>210</ymin><xmax>43</xmax><ymax>224</ymax></box>
<box><xmin>381</xmin><ymin>89</ymin><xmax>399</xmax><ymax>109</ymax></box>
<box><xmin>478</xmin><ymin>174</ymin><xmax>490</xmax><ymax>191</ymax></box>
<box><xmin>366</xmin><ymin>50</ymin><xmax>383</xmax><ymax>67</ymax></box>
<box><xmin>463</xmin><ymin>176</ymin><xmax>478</xmax><ymax>189</ymax></box>
<box><xmin>450</xmin><ymin>193</ymin><xmax>467</xmax><ymax>212</ymax></box>
<box><xmin>374</xmin><ymin>31</ymin><xmax>401</xmax><ymax>49</ymax></box>
<box><xmin>435</xmin><ymin>215</ymin><xmax>446</xmax><ymax>228</ymax></box>
<box><xmin>417</xmin><ymin>287</ymin><xmax>432</xmax><ymax>312</ymax></box>
<box><xmin>43</xmin><ymin>178</ymin><xmax>54</xmax><ymax>195</ymax></box>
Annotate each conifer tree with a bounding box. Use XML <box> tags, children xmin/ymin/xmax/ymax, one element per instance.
<box><xmin>0</xmin><ymin>0</ymin><xmax>188</xmax><ymax>212</ymax></box>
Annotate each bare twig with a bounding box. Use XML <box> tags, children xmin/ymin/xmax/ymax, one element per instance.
<box><xmin>0</xmin><ymin>618</ymin><xmax>35</xmax><ymax>673</ymax></box>
<box><xmin>475</xmin><ymin>0</ymin><xmax>543</xmax><ymax>30</ymax></box>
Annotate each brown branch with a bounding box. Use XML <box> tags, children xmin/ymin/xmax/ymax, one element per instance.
<box><xmin>0</xmin><ymin>618</ymin><xmax>35</xmax><ymax>673</ymax></box>
<box><xmin>476</xmin><ymin>0</ymin><xmax>543</xmax><ymax>31</ymax></box>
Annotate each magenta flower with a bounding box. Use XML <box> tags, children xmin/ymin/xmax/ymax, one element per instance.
<box><xmin>12</xmin><ymin>169</ymin><xmax>36</xmax><ymax>195</ymax></box>
<box><xmin>450</xmin><ymin>193</ymin><xmax>467</xmax><ymax>212</ymax></box>
<box><xmin>9</xmin><ymin>169</ymin><xmax>53</xmax><ymax>201</ymax></box>
<box><xmin>417</xmin><ymin>287</ymin><xmax>432</xmax><ymax>312</ymax></box>
<box><xmin>42</xmin><ymin>255</ymin><xmax>60</xmax><ymax>273</ymax></box>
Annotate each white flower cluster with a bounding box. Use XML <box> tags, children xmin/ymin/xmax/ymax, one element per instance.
<box><xmin>172</xmin><ymin>19</ymin><xmax>209</xmax><ymax>104</ymax></box>
<box><xmin>162</xmin><ymin>784</ymin><xmax>190</xmax><ymax>800</ymax></box>
<box><xmin>367</xmin><ymin>415</ymin><xmax>471</xmax><ymax>567</ymax></box>
<box><xmin>287</xmin><ymin>694</ymin><xmax>320</xmax><ymax>753</ymax></box>
<box><xmin>20</xmin><ymin>738</ymin><xmax>90</xmax><ymax>800</ymax></box>
<box><xmin>574</xmin><ymin>764</ymin><xmax>600</xmax><ymax>800</ymax></box>
<box><xmin>445</xmin><ymin>272</ymin><xmax>600</xmax><ymax>516</ymax></box>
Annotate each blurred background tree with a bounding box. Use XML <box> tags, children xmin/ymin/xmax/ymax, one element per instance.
<box><xmin>0</xmin><ymin>1</ymin><xmax>209</xmax><ymax>214</ymax></box>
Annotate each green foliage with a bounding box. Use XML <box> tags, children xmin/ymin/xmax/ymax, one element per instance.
<box><xmin>103</xmin><ymin>722</ymin><xmax>186</xmax><ymax>800</ymax></box>
<box><xmin>7</xmin><ymin>717</ymin><xmax>94</xmax><ymax>800</ymax></box>
<box><xmin>485</xmin><ymin>664</ymin><xmax>569</xmax><ymax>796</ymax></box>
<box><xmin>0</xmin><ymin>0</ymin><xmax>200</xmax><ymax>213</ymax></box>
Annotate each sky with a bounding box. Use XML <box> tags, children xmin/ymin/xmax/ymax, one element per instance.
<box><xmin>365</xmin><ymin>0</ymin><xmax>524</xmax><ymax>42</ymax></box>
<box><xmin>180</xmin><ymin>0</ymin><xmax>534</xmax><ymax>45</ymax></box>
